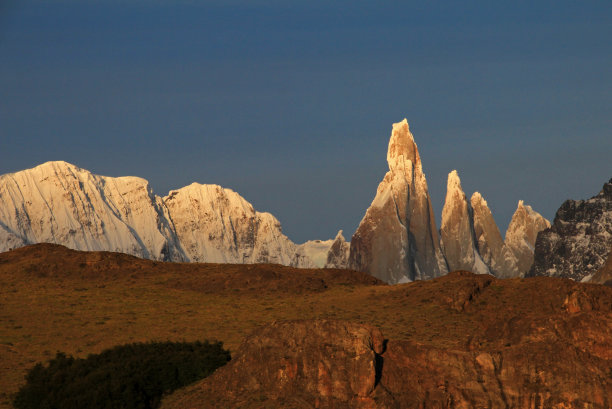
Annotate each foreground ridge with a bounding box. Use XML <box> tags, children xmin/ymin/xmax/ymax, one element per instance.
<box><xmin>161</xmin><ymin>272</ymin><xmax>612</xmax><ymax>408</ymax></box>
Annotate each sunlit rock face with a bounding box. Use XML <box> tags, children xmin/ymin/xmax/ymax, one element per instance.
<box><xmin>0</xmin><ymin>161</ymin><xmax>317</xmax><ymax>267</ymax></box>
<box><xmin>506</xmin><ymin>200</ymin><xmax>551</xmax><ymax>276</ymax></box>
<box><xmin>349</xmin><ymin>119</ymin><xmax>448</xmax><ymax>283</ymax></box>
<box><xmin>440</xmin><ymin>171</ymin><xmax>489</xmax><ymax>275</ymax></box>
<box><xmin>529</xmin><ymin>178</ymin><xmax>612</xmax><ymax>281</ymax></box>
<box><xmin>324</xmin><ymin>230</ymin><xmax>350</xmax><ymax>269</ymax></box>
<box><xmin>0</xmin><ymin>161</ymin><xmax>186</xmax><ymax>261</ymax></box>
<box><xmin>163</xmin><ymin>183</ymin><xmax>311</xmax><ymax>266</ymax></box>
<box><xmin>471</xmin><ymin>192</ymin><xmax>519</xmax><ymax>278</ymax></box>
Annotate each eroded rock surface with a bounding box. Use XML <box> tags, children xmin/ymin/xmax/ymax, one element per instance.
<box><xmin>471</xmin><ymin>192</ymin><xmax>519</xmax><ymax>278</ymax></box>
<box><xmin>325</xmin><ymin>230</ymin><xmax>350</xmax><ymax>269</ymax></box>
<box><xmin>0</xmin><ymin>161</ymin><xmax>319</xmax><ymax>267</ymax></box>
<box><xmin>506</xmin><ymin>200</ymin><xmax>551</xmax><ymax>276</ymax></box>
<box><xmin>162</xmin><ymin>283</ymin><xmax>612</xmax><ymax>409</ymax></box>
<box><xmin>529</xmin><ymin>178</ymin><xmax>612</xmax><ymax>281</ymax></box>
<box><xmin>440</xmin><ymin>171</ymin><xmax>489</xmax><ymax>275</ymax></box>
<box><xmin>349</xmin><ymin>120</ymin><xmax>447</xmax><ymax>283</ymax></box>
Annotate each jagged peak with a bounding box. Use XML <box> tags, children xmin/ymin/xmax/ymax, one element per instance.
<box><xmin>447</xmin><ymin>170</ymin><xmax>462</xmax><ymax>190</ymax></box>
<box><xmin>333</xmin><ymin>230</ymin><xmax>346</xmax><ymax>241</ymax></box>
<box><xmin>387</xmin><ymin>118</ymin><xmax>420</xmax><ymax>172</ymax></box>
<box><xmin>507</xmin><ymin>200</ymin><xmax>551</xmax><ymax>236</ymax></box>
<box><xmin>471</xmin><ymin>191</ymin><xmax>483</xmax><ymax>202</ymax></box>
<box><xmin>513</xmin><ymin>200</ymin><xmax>543</xmax><ymax>219</ymax></box>
<box><xmin>441</xmin><ymin>170</ymin><xmax>468</xmax><ymax>227</ymax></box>
<box><xmin>445</xmin><ymin>171</ymin><xmax>468</xmax><ymax>203</ymax></box>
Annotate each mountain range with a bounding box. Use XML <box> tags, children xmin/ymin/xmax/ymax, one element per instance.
<box><xmin>3</xmin><ymin>119</ymin><xmax>604</xmax><ymax>283</ymax></box>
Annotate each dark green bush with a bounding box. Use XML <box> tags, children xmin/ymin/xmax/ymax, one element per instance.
<box><xmin>14</xmin><ymin>340</ymin><xmax>230</xmax><ymax>409</ymax></box>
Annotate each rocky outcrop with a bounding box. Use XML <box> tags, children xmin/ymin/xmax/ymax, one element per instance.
<box><xmin>0</xmin><ymin>161</ymin><xmax>316</xmax><ymax>266</ymax></box>
<box><xmin>349</xmin><ymin>119</ymin><xmax>448</xmax><ymax>283</ymax></box>
<box><xmin>163</xmin><ymin>285</ymin><xmax>612</xmax><ymax>409</ymax></box>
<box><xmin>529</xmin><ymin>179</ymin><xmax>611</xmax><ymax>281</ymax></box>
<box><xmin>324</xmin><ymin>230</ymin><xmax>350</xmax><ymax>269</ymax></box>
<box><xmin>506</xmin><ymin>200</ymin><xmax>551</xmax><ymax>276</ymax></box>
<box><xmin>440</xmin><ymin>171</ymin><xmax>489</xmax><ymax>274</ymax></box>
<box><xmin>162</xmin><ymin>320</ymin><xmax>387</xmax><ymax>409</ymax></box>
<box><xmin>471</xmin><ymin>192</ymin><xmax>519</xmax><ymax>278</ymax></box>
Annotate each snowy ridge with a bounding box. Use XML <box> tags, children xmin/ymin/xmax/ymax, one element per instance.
<box><xmin>0</xmin><ymin>161</ymin><xmax>185</xmax><ymax>261</ymax></box>
<box><xmin>294</xmin><ymin>239</ymin><xmax>335</xmax><ymax>268</ymax></box>
<box><xmin>0</xmin><ymin>161</ymin><xmax>322</xmax><ymax>267</ymax></box>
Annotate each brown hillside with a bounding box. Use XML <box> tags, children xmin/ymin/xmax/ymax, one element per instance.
<box><xmin>1</xmin><ymin>244</ymin><xmax>611</xmax><ymax>409</ymax></box>
<box><xmin>162</xmin><ymin>272</ymin><xmax>612</xmax><ymax>409</ymax></box>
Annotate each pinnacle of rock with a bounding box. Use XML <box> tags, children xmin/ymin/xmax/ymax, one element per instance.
<box><xmin>386</xmin><ymin>119</ymin><xmax>421</xmax><ymax>173</ymax></box>
<box><xmin>440</xmin><ymin>171</ymin><xmax>489</xmax><ymax>274</ymax></box>
<box><xmin>505</xmin><ymin>200</ymin><xmax>551</xmax><ymax>276</ymax></box>
<box><xmin>349</xmin><ymin>119</ymin><xmax>447</xmax><ymax>283</ymax></box>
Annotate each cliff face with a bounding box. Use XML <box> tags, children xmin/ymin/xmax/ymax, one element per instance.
<box><xmin>162</xmin><ymin>273</ymin><xmax>612</xmax><ymax>409</ymax></box>
<box><xmin>163</xmin><ymin>183</ymin><xmax>309</xmax><ymax>266</ymax></box>
<box><xmin>440</xmin><ymin>171</ymin><xmax>489</xmax><ymax>274</ymax></box>
<box><xmin>471</xmin><ymin>192</ymin><xmax>519</xmax><ymax>278</ymax></box>
<box><xmin>529</xmin><ymin>178</ymin><xmax>612</xmax><ymax>281</ymax></box>
<box><xmin>0</xmin><ymin>161</ymin><xmax>313</xmax><ymax>266</ymax></box>
<box><xmin>349</xmin><ymin>120</ymin><xmax>447</xmax><ymax>283</ymax></box>
<box><xmin>506</xmin><ymin>200</ymin><xmax>551</xmax><ymax>276</ymax></box>
<box><xmin>0</xmin><ymin>161</ymin><xmax>185</xmax><ymax>261</ymax></box>
<box><xmin>324</xmin><ymin>230</ymin><xmax>350</xmax><ymax>269</ymax></box>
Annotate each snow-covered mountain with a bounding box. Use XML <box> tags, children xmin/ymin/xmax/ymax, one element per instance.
<box><xmin>348</xmin><ymin>119</ymin><xmax>448</xmax><ymax>283</ymax></box>
<box><xmin>440</xmin><ymin>171</ymin><xmax>489</xmax><ymax>275</ymax></box>
<box><xmin>0</xmin><ymin>161</ymin><xmax>316</xmax><ymax>267</ymax></box>
<box><xmin>0</xmin><ymin>121</ymin><xmax>559</xmax><ymax>281</ymax></box>
<box><xmin>505</xmin><ymin>200</ymin><xmax>551</xmax><ymax>276</ymax></box>
<box><xmin>0</xmin><ymin>161</ymin><xmax>185</xmax><ymax>260</ymax></box>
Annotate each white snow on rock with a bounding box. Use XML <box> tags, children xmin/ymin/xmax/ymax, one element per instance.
<box><xmin>0</xmin><ymin>161</ymin><xmax>185</xmax><ymax>261</ymax></box>
<box><xmin>0</xmin><ymin>161</ymin><xmax>321</xmax><ymax>267</ymax></box>
<box><xmin>163</xmin><ymin>183</ymin><xmax>312</xmax><ymax>266</ymax></box>
<box><xmin>440</xmin><ymin>170</ymin><xmax>490</xmax><ymax>275</ymax></box>
<box><xmin>505</xmin><ymin>200</ymin><xmax>551</xmax><ymax>276</ymax></box>
<box><xmin>349</xmin><ymin>119</ymin><xmax>448</xmax><ymax>283</ymax></box>
<box><xmin>324</xmin><ymin>230</ymin><xmax>350</xmax><ymax>269</ymax></box>
<box><xmin>294</xmin><ymin>238</ymin><xmax>336</xmax><ymax>268</ymax></box>
<box><xmin>471</xmin><ymin>191</ymin><xmax>520</xmax><ymax>278</ymax></box>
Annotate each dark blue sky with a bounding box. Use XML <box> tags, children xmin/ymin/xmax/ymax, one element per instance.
<box><xmin>1</xmin><ymin>0</ymin><xmax>611</xmax><ymax>243</ymax></box>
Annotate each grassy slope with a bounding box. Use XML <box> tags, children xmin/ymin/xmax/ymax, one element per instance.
<box><xmin>1</xmin><ymin>244</ymin><xmax>611</xmax><ymax>408</ymax></box>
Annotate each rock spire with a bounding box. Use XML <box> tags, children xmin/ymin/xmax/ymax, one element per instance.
<box><xmin>440</xmin><ymin>171</ymin><xmax>489</xmax><ymax>274</ymax></box>
<box><xmin>349</xmin><ymin>119</ymin><xmax>448</xmax><ymax>283</ymax></box>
